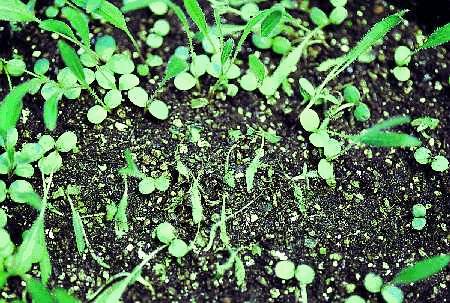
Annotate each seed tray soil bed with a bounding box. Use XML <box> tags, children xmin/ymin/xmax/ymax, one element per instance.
<box><xmin>0</xmin><ymin>0</ymin><xmax>449</xmax><ymax>302</ymax></box>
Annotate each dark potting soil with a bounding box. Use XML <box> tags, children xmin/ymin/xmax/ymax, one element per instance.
<box><xmin>0</xmin><ymin>0</ymin><xmax>449</xmax><ymax>302</ymax></box>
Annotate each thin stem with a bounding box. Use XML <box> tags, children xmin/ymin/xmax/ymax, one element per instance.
<box><xmin>300</xmin><ymin>284</ymin><xmax>308</xmax><ymax>303</ymax></box>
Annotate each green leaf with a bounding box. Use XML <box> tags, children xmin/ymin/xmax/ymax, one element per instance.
<box><xmin>418</xmin><ymin>23</ymin><xmax>450</xmax><ymax>50</ymax></box>
<box><xmin>93</xmin><ymin>274</ymin><xmax>133</xmax><ymax>303</ymax></box>
<box><xmin>337</xmin><ymin>11</ymin><xmax>406</xmax><ymax>74</ymax></box>
<box><xmin>248</xmin><ymin>54</ymin><xmax>266</xmax><ymax>82</ymax></box>
<box><xmin>97</xmin><ymin>0</ymin><xmax>127</xmax><ymax>31</ymax></box>
<box><xmin>8</xmin><ymin>215</ymin><xmax>45</xmax><ymax>275</ymax></box>
<box><xmin>393</xmin><ymin>255</ymin><xmax>450</xmax><ymax>285</ymax></box>
<box><xmin>53</xmin><ymin>288</ymin><xmax>81</xmax><ymax>303</ymax></box>
<box><xmin>119</xmin><ymin>149</ymin><xmax>145</xmax><ymax>178</ymax></box>
<box><xmin>26</xmin><ymin>277</ymin><xmax>53</xmax><ymax>303</ymax></box>
<box><xmin>62</xmin><ymin>7</ymin><xmax>91</xmax><ymax>48</ymax></box>
<box><xmin>0</xmin><ymin>81</ymin><xmax>31</xmax><ymax>138</ymax></box>
<box><xmin>39</xmin><ymin>19</ymin><xmax>77</xmax><ymax>41</ymax></box>
<box><xmin>234</xmin><ymin>255</ymin><xmax>246</xmax><ymax>287</ymax></box>
<box><xmin>121</xmin><ymin>0</ymin><xmax>151</xmax><ymax>13</ymax></box>
<box><xmin>246</xmin><ymin>148</ymin><xmax>264</xmax><ymax>192</ymax></box>
<box><xmin>71</xmin><ymin>207</ymin><xmax>86</xmax><ymax>254</ymax></box>
<box><xmin>367</xmin><ymin>116</ymin><xmax>411</xmax><ymax>132</ymax></box>
<box><xmin>57</xmin><ymin>40</ymin><xmax>87</xmax><ymax>85</ymax></box>
<box><xmin>183</xmin><ymin>0</ymin><xmax>209</xmax><ymax>39</ymax></box>
<box><xmin>261</xmin><ymin>9</ymin><xmax>282</xmax><ymax>37</ymax></box>
<box><xmin>0</xmin><ymin>0</ymin><xmax>37</xmax><ymax>22</ymax></box>
<box><xmin>43</xmin><ymin>92</ymin><xmax>61</xmax><ymax>131</ymax></box>
<box><xmin>221</xmin><ymin>38</ymin><xmax>234</xmax><ymax>66</ymax></box>
<box><xmin>190</xmin><ymin>178</ymin><xmax>203</xmax><ymax>224</ymax></box>
<box><xmin>39</xmin><ymin>245</ymin><xmax>52</xmax><ymax>285</ymax></box>
<box><xmin>163</xmin><ymin>55</ymin><xmax>188</xmax><ymax>82</ymax></box>
<box><xmin>353</xmin><ymin>131</ymin><xmax>421</xmax><ymax>148</ymax></box>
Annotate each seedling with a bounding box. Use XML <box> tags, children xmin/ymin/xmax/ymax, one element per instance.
<box><xmin>274</xmin><ymin>259</ymin><xmax>315</xmax><ymax>303</ymax></box>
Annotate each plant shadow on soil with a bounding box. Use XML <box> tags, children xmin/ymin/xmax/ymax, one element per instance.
<box><xmin>0</xmin><ymin>0</ymin><xmax>449</xmax><ymax>302</ymax></box>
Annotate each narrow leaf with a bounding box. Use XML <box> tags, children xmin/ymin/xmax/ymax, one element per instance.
<box><xmin>261</xmin><ymin>10</ymin><xmax>282</xmax><ymax>37</ymax></box>
<box><xmin>94</xmin><ymin>274</ymin><xmax>132</xmax><ymax>303</ymax></box>
<box><xmin>0</xmin><ymin>81</ymin><xmax>31</xmax><ymax>138</ymax></box>
<box><xmin>57</xmin><ymin>40</ymin><xmax>86</xmax><ymax>85</ymax></box>
<box><xmin>221</xmin><ymin>38</ymin><xmax>234</xmax><ymax>65</ymax></box>
<box><xmin>183</xmin><ymin>0</ymin><xmax>209</xmax><ymax>37</ymax></box>
<box><xmin>39</xmin><ymin>19</ymin><xmax>77</xmax><ymax>41</ymax></box>
<box><xmin>121</xmin><ymin>0</ymin><xmax>151</xmax><ymax>13</ymax></box>
<box><xmin>0</xmin><ymin>0</ymin><xmax>37</xmax><ymax>22</ymax></box>
<box><xmin>249</xmin><ymin>54</ymin><xmax>266</xmax><ymax>82</ymax></box>
<box><xmin>393</xmin><ymin>255</ymin><xmax>450</xmax><ymax>285</ymax></box>
<box><xmin>71</xmin><ymin>207</ymin><xmax>86</xmax><ymax>254</ymax></box>
<box><xmin>62</xmin><ymin>7</ymin><xmax>91</xmax><ymax>48</ymax></box>
<box><xmin>43</xmin><ymin>93</ymin><xmax>60</xmax><ymax>131</ymax></box>
<box><xmin>367</xmin><ymin>116</ymin><xmax>411</xmax><ymax>132</ymax></box>
<box><xmin>190</xmin><ymin>179</ymin><xmax>203</xmax><ymax>224</ymax></box>
<box><xmin>39</xmin><ymin>245</ymin><xmax>52</xmax><ymax>285</ymax></box>
<box><xmin>53</xmin><ymin>288</ymin><xmax>81</xmax><ymax>303</ymax></box>
<box><xmin>353</xmin><ymin>131</ymin><xmax>421</xmax><ymax>148</ymax></box>
<box><xmin>418</xmin><ymin>23</ymin><xmax>450</xmax><ymax>50</ymax></box>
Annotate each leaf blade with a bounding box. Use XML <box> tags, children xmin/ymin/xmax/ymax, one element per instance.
<box><xmin>418</xmin><ymin>23</ymin><xmax>450</xmax><ymax>50</ymax></box>
<box><xmin>183</xmin><ymin>0</ymin><xmax>209</xmax><ymax>38</ymax></box>
<box><xmin>43</xmin><ymin>93</ymin><xmax>61</xmax><ymax>131</ymax></box>
<box><xmin>0</xmin><ymin>0</ymin><xmax>37</xmax><ymax>22</ymax></box>
<box><xmin>393</xmin><ymin>255</ymin><xmax>450</xmax><ymax>285</ymax></box>
<box><xmin>0</xmin><ymin>81</ymin><xmax>31</xmax><ymax>138</ymax></box>
<box><xmin>57</xmin><ymin>40</ymin><xmax>87</xmax><ymax>85</ymax></box>
<box><xmin>62</xmin><ymin>7</ymin><xmax>91</xmax><ymax>48</ymax></box>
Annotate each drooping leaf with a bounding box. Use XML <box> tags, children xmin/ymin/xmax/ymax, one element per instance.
<box><xmin>0</xmin><ymin>0</ymin><xmax>37</xmax><ymax>22</ymax></box>
<box><xmin>0</xmin><ymin>81</ymin><xmax>31</xmax><ymax>138</ymax></box>
<box><xmin>393</xmin><ymin>255</ymin><xmax>450</xmax><ymax>285</ymax></box>
<box><xmin>39</xmin><ymin>19</ymin><xmax>77</xmax><ymax>41</ymax></box>
<box><xmin>418</xmin><ymin>23</ymin><xmax>450</xmax><ymax>50</ymax></box>
<box><xmin>57</xmin><ymin>40</ymin><xmax>87</xmax><ymax>85</ymax></box>
<box><xmin>261</xmin><ymin>9</ymin><xmax>282</xmax><ymax>37</ymax></box>
<box><xmin>43</xmin><ymin>92</ymin><xmax>61</xmax><ymax>131</ymax></box>
<box><xmin>183</xmin><ymin>0</ymin><xmax>209</xmax><ymax>38</ymax></box>
<box><xmin>248</xmin><ymin>54</ymin><xmax>266</xmax><ymax>82</ymax></box>
<box><xmin>62</xmin><ymin>7</ymin><xmax>91</xmax><ymax>48</ymax></box>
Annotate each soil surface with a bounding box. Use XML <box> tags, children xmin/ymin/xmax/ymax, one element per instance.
<box><xmin>0</xmin><ymin>0</ymin><xmax>449</xmax><ymax>302</ymax></box>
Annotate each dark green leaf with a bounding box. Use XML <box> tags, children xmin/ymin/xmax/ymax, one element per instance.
<box><xmin>0</xmin><ymin>81</ymin><xmax>31</xmax><ymax>138</ymax></box>
<box><xmin>261</xmin><ymin>10</ymin><xmax>282</xmax><ymax>37</ymax></box>
<box><xmin>26</xmin><ymin>277</ymin><xmax>53</xmax><ymax>303</ymax></box>
<box><xmin>0</xmin><ymin>0</ymin><xmax>37</xmax><ymax>22</ymax></box>
<box><xmin>418</xmin><ymin>23</ymin><xmax>450</xmax><ymax>50</ymax></box>
<box><xmin>43</xmin><ymin>93</ymin><xmax>60</xmax><ymax>131</ymax></box>
<box><xmin>393</xmin><ymin>255</ymin><xmax>450</xmax><ymax>284</ymax></box>
<box><xmin>39</xmin><ymin>19</ymin><xmax>77</xmax><ymax>41</ymax></box>
<box><xmin>367</xmin><ymin>116</ymin><xmax>411</xmax><ymax>132</ymax></box>
<box><xmin>62</xmin><ymin>7</ymin><xmax>91</xmax><ymax>48</ymax></box>
<box><xmin>57</xmin><ymin>40</ymin><xmax>86</xmax><ymax>85</ymax></box>
<box><xmin>39</xmin><ymin>245</ymin><xmax>52</xmax><ymax>285</ymax></box>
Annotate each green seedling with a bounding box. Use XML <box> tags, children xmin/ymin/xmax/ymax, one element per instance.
<box><xmin>411</xmin><ymin>203</ymin><xmax>427</xmax><ymax>230</ymax></box>
<box><xmin>413</xmin><ymin>146</ymin><xmax>448</xmax><ymax>172</ymax></box>
<box><xmin>274</xmin><ymin>260</ymin><xmax>315</xmax><ymax>303</ymax></box>
<box><xmin>349</xmin><ymin>254</ymin><xmax>450</xmax><ymax>303</ymax></box>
